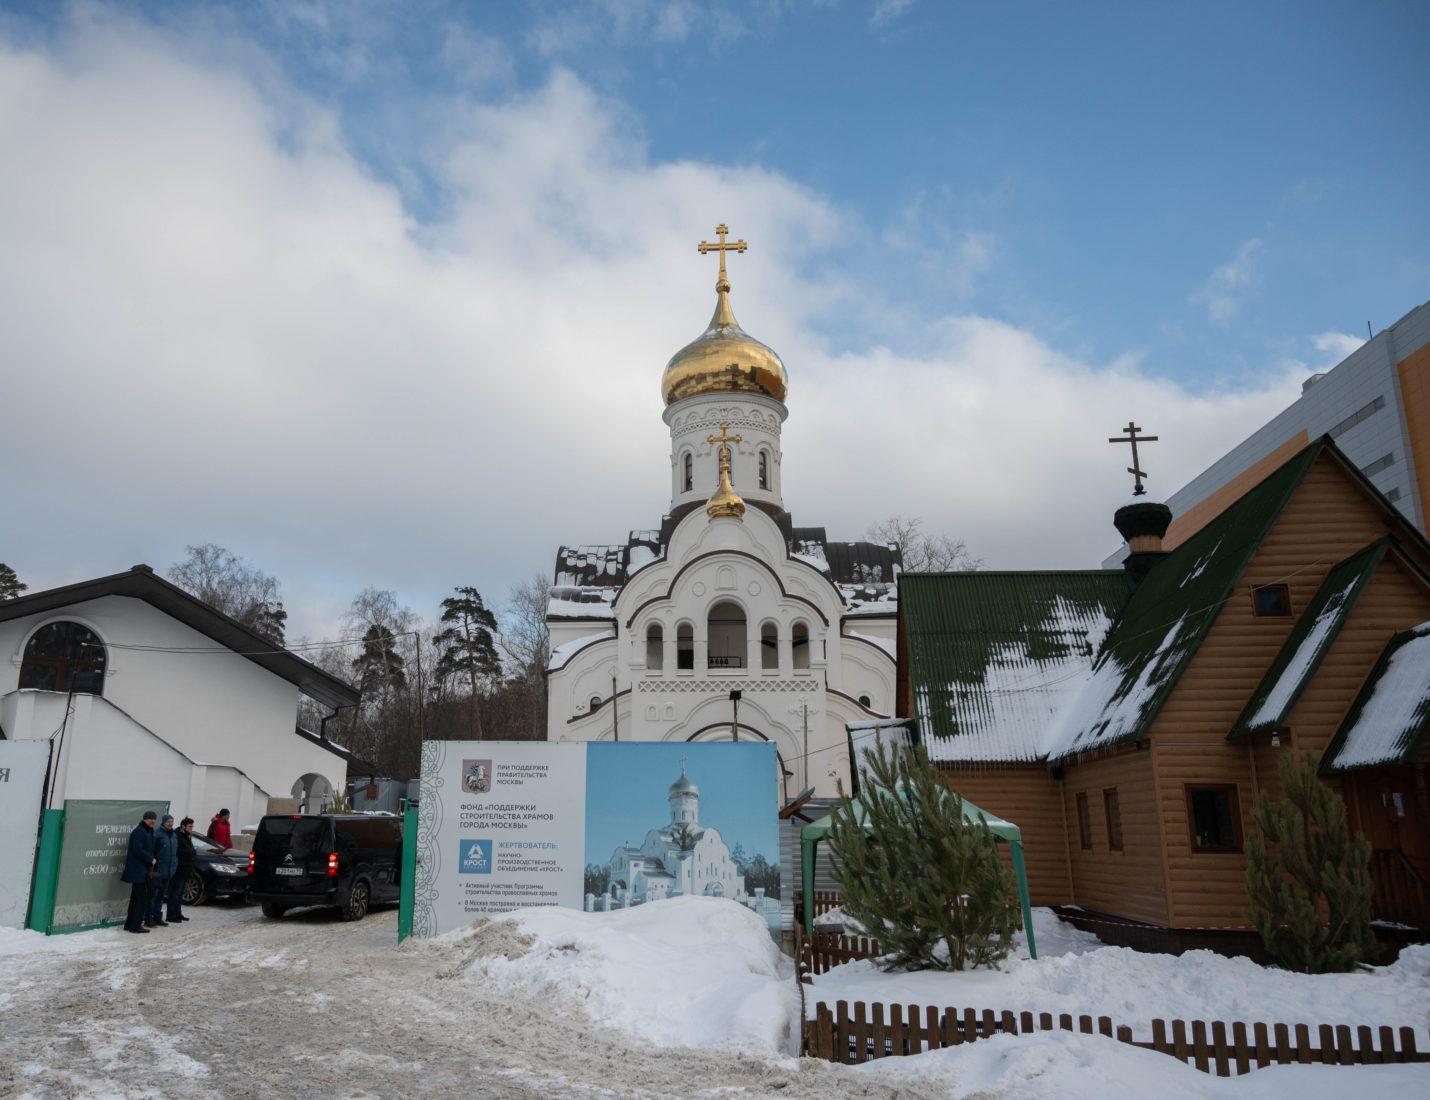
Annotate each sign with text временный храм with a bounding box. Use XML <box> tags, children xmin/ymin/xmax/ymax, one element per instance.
<box><xmin>53</xmin><ymin>799</ymin><xmax>168</xmax><ymax>932</ymax></box>
<box><xmin>411</xmin><ymin>741</ymin><xmax>781</xmax><ymax>940</ymax></box>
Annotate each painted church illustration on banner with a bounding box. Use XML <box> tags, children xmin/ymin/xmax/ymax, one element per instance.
<box><xmin>589</xmin><ymin>757</ymin><xmax>754</xmax><ymax>912</ymax></box>
<box><xmin>546</xmin><ymin>226</ymin><xmax>899</xmax><ymax>798</ymax></box>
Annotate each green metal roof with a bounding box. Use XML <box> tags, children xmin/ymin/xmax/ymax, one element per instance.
<box><xmin>899</xmin><ymin>570</ymin><xmax>1131</xmax><ymax>762</ymax></box>
<box><xmin>1321</xmin><ymin>619</ymin><xmax>1430</xmax><ymax>772</ymax></box>
<box><xmin>1228</xmin><ymin>539</ymin><xmax>1389</xmax><ymax>740</ymax></box>
<box><xmin>1046</xmin><ymin>442</ymin><xmax>1325</xmax><ymax>760</ymax></box>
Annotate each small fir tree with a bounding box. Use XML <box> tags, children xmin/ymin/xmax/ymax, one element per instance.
<box><xmin>1244</xmin><ymin>750</ymin><xmax>1377</xmax><ymax>973</ymax></box>
<box><xmin>826</xmin><ymin>739</ymin><xmax>1020</xmax><ymax>971</ymax></box>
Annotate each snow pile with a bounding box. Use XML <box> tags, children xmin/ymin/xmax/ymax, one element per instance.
<box><xmin>810</xmin><ymin>914</ymin><xmax>1430</xmax><ymax>1039</ymax></box>
<box><xmin>456</xmin><ymin>897</ymin><xmax>799</xmax><ymax>1056</ymax></box>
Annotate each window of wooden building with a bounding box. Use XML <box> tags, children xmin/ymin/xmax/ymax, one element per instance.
<box><xmin>1103</xmin><ymin>789</ymin><xmax>1123</xmax><ymax>851</ymax></box>
<box><xmin>1187</xmin><ymin>785</ymin><xmax>1242</xmax><ymax>851</ymax></box>
<box><xmin>1076</xmin><ymin>792</ymin><xmax>1092</xmax><ymax>850</ymax></box>
<box><xmin>1251</xmin><ymin>584</ymin><xmax>1291</xmax><ymax>617</ymax></box>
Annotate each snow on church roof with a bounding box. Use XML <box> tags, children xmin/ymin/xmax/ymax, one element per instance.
<box><xmin>1229</xmin><ymin>539</ymin><xmax>1387</xmax><ymax>740</ymax></box>
<box><xmin>548</xmin><ymin>586</ymin><xmax>617</xmax><ymax>621</ymax></box>
<box><xmin>901</xmin><ymin>572</ymin><xmax>1128</xmax><ymax>763</ymax></box>
<box><xmin>549</xmin><ymin>630</ymin><xmax>616</xmax><ymax>671</ymax></box>
<box><xmin>1321</xmin><ymin>619</ymin><xmax>1430</xmax><ymax>772</ymax></box>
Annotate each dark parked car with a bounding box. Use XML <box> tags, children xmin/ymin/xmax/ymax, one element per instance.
<box><xmin>249</xmin><ymin>813</ymin><xmax>403</xmax><ymax>921</ymax></box>
<box><xmin>181</xmin><ymin>832</ymin><xmax>250</xmax><ymax>905</ymax></box>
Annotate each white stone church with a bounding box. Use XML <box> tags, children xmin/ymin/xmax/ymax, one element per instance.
<box><xmin>546</xmin><ymin>227</ymin><xmax>898</xmax><ymax>799</ymax></box>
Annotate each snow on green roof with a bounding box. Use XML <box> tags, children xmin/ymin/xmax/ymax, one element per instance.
<box><xmin>1321</xmin><ymin>620</ymin><xmax>1430</xmax><ymax>772</ymax></box>
<box><xmin>1227</xmin><ymin>539</ymin><xmax>1388</xmax><ymax>740</ymax></box>
<box><xmin>1044</xmin><ymin>442</ymin><xmax>1323</xmax><ymax>760</ymax></box>
<box><xmin>900</xmin><ymin>571</ymin><xmax>1130</xmax><ymax>762</ymax></box>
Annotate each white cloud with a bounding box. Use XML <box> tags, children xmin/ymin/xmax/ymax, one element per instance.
<box><xmin>871</xmin><ymin>0</ymin><xmax>917</xmax><ymax>26</ymax></box>
<box><xmin>441</xmin><ymin>24</ymin><xmax>516</xmax><ymax>88</ymax></box>
<box><xmin>0</xmin><ymin>12</ymin><xmax>1297</xmax><ymax>643</ymax></box>
<box><xmin>1312</xmin><ymin>331</ymin><xmax>1365</xmax><ymax>365</ymax></box>
<box><xmin>1190</xmin><ymin>237</ymin><xmax>1262</xmax><ymax>324</ymax></box>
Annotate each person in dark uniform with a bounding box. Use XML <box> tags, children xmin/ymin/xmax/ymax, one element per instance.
<box><xmin>167</xmin><ymin>817</ymin><xmax>197</xmax><ymax>923</ymax></box>
<box><xmin>121</xmin><ymin>811</ymin><xmax>158</xmax><ymax>934</ymax></box>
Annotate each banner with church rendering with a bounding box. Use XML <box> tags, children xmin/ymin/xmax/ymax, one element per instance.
<box><xmin>411</xmin><ymin>741</ymin><xmax>781</xmax><ymax>939</ymax></box>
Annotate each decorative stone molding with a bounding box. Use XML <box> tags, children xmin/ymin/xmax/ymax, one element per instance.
<box><xmin>636</xmin><ymin>678</ymin><xmax>821</xmax><ymax>693</ymax></box>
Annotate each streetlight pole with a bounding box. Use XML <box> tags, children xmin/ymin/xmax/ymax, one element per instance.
<box><xmin>729</xmin><ymin>689</ymin><xmax>741</xmax><ymax>742</ymax></box>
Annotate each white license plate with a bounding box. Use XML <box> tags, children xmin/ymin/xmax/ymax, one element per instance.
<box><xmin>274</xmin><ymin>867</ymin><xmax>303</xmax><ymax>876</ymax></box>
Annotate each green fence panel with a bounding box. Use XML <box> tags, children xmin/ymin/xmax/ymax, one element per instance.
<box><xmin>27</xmin><ymin>809</ymin><xmax>65</xmax><ymax>934</ymax></box>
<box><xmin>398</xmin><ymin>807</ymin><xmax>418</xmax><ymax>943</ymax></box>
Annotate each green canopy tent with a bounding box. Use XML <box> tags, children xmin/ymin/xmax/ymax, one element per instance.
<box><xmin>799</xmin><ymin>792</ymin><xmax>1037</xmax><ymax>959</ymax></box>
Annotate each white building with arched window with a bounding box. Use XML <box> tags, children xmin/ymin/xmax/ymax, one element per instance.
<box><xmin>0</xmin><ymin>565</ymin><xmax>358</xmax><ymax>828</ymax></box>
<box><xmin>546</xmin><ymin>239</ymin><xmax>899</xmax><ymax>798</ymax></box>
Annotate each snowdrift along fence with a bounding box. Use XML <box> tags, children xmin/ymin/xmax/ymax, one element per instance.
<box><xmin>803</xmin><ymin>1001</ymin><xmax>1430</xmax><ymax>1076</ymax></box>
<box><xmin>798</xmin><ymin>928</ymin><xmax>882</xmax><ymax>977</ymax></box>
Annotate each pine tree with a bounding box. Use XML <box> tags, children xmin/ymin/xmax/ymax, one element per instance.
<box><xmin>352</xmin><ymin>625</ymin><xmax>407</xmax><ymax>697</ymax></box>
<box><xmin>1244</xmin><ymin>750</ymin><xmax>1377</xmax><ymax>973</ymax></box>
<box><xmin>0</xmin><ymin>563</ymin><xmax>26</xmax><ymax>600</ymax></box>
<box><xmin>435</xmin><ymin>586</ymin><xmax>501</xmax><ymax>738</ymax></box>
<box><xmin>826</xmin><ymin>739</ymin><xmax>1020</xmax><ymax>971</ymax></box>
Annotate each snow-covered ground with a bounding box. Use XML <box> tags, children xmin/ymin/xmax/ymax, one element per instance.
<box><xmin>1</xmin><ymin>899</ymin><xmax>1426</xmax><ymax>1098</ymax></box>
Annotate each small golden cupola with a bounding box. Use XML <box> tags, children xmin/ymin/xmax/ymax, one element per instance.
<box><xmin>660</xmin><ymin>224</ymin><xmax>789</xmax><ymax>407</ymax></box>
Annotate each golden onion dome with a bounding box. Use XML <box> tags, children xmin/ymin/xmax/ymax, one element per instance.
<box><xmin>661</xmin><ymin>286</ymin><xmax>788</xmax><ymax>406</ymax></box>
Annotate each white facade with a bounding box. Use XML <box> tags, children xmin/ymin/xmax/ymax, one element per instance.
<box><xmin>547</xmin><ymin>281</ymin><xmax>898</xmax><ymax>799</ymax></box>
<box><xmin>0</xmin><ymin>582</ymin><xmax>354</xmax><ymax>827</ymax></box>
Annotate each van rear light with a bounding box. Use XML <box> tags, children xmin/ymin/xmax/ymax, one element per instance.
<box><xmin>327</xmin><ymin>852</ymin><xmax>339</xmax><ymax>877</ymax></box>
<box><xmin>248</xmin><ymin>851</ymin><xmax>255</xmax><ymax>874</ymax></box>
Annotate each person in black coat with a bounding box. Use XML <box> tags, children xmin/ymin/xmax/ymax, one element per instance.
<box><xmin>120</xmin><ymin>811</ymin><xmax>158</xmax><ymax>934</ymax></box>
<box><xmin>167</xmin><ymin>817</ymin><xmax>197</xmax><ymax>923</ymax></box>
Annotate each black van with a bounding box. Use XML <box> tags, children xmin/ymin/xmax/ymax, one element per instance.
<box><xmin>249</xmin><ymin>814</ymin><xmax>403</xmax><ymax>921</ymax></box>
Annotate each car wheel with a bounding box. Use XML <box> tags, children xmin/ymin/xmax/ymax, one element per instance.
<box><xmin>341</xmin><ymin>881</ymin><xmax>370</xmax><ymax>922</ymax></box>
<box><xmin>183</xmin><ymin>871</ymin><xmax>206</xmax><ymax>907</ymax></box>
<box><xmin>261</xmin><ymin>902</ymin><xmax>287</xmax><ymax>919</ymax></box>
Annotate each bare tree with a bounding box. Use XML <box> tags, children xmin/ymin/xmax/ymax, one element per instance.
<box><xmin>864</xmin><ymin>515</ymin><xmax>982</xmax><ymax>573</ymax></box>
<box><xmin>168</xmin><ymin>544</ymin><xmax>288</xmax><ymax>643</ymax></box>
<box><xmin>497</xmin><ymin>573</ymin><xmax>551</xmax><ymax>740</ymax></box>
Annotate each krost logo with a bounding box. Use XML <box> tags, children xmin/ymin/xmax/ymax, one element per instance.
<box><xmin>459</xmin><ymin>838</ymin><xmax>493</xmax><ymax>874</ymax></box>
<box><xmin>461</xmin><ymin>758</ymin><xmax>493</xmax><ymax>794</ymax></box>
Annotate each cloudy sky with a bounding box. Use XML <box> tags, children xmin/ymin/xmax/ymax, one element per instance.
<box><xmin>1</xmin><ymin>0</ymin><xmax>1426</xmax><ymax>643</ymax></box>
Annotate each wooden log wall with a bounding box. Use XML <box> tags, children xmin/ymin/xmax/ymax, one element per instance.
<box><xmin>1150</xmin><ymin>456</ymin><xmax>1430</xmax><ymax>927</ymax></box>
<box><xmin>934</xmin><ymin>764</ymin><xmax>1072</xmax><ymax>904</ymax></box>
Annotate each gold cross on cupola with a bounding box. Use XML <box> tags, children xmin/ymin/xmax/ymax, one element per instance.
<box><xmin>705</xmin><ymin>421</ymin><xmax>746</xmax><ymax>519</ymax></box>
<box><xmin>698</xmin><ymin>224</ymin><xmax>747</xmax><ymax>293</ymax></box>
<box><xmin>1109</xmin><ymin>421</ymin><xmax>1159</xmax><ymax>496</ymax></box>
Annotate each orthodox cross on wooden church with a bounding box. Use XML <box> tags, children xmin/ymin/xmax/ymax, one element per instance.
<box><xmin>698</xmin><ymin>224</ymin><xmax>746</xmax><ymax>292</ymax></box>
<box><xmin>1109</xmin><ymin>421</ymin><xmax>1158</xmax><ymax>496</ymax></box>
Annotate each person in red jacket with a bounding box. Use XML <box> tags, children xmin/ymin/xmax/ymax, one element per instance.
<box><xmin>208</xmin><ymin>808</ymin><xmax>233</xmax><ymax>849</ymax></box>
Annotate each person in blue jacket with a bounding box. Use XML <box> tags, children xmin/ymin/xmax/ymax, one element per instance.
<box><xmin>121</xmin><ymin>811</ymin><xmax>158</xmax><ymax>934</ymax></box>
<box><xmin>147</xmin><ymin>814</ymin><xmax>179</xmax><ymax>927</ymax></box>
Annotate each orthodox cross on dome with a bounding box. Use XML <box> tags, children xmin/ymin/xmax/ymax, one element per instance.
<box><xmin>698</xmin><ymin>224</ymin><xmax>747</xmax><ymax>293</ymax></box>
<box><xmin>707</xmin><ymin>421</ymin><xmax>743</xmax><ymax>460</ymax></box>
<box><xmin>706</xmin><ymin>422</ymin><xmax>746</xmax><ymax>519</ymax></box>
<box><xmin>1109</xmin><ymin>421</ymin><xmax>1159</xmax><ymax>496</ymax></box>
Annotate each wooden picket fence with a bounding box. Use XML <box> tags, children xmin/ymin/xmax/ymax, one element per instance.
<box><xmin>804</xmin><ymin>1000</ymin><xmax>1429</xmax><ymax>1075</ymax></box>
<box><xmin>797</xmin><ymin>928</ymin><xmax>882</xmax><ymax>978</ymax></box>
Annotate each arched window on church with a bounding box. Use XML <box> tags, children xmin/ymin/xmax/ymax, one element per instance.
<box><xmin>758</xmin><ymin>450</ymin><xmax>769</xmax><ymax>490</ymax></box>
<box><xmin>791</xmin><ymin>621</ymin><xmax>811</xmax><ymax>670</ymax></box>
<box><xmin>760</xmin><ymin>621</ymin><xmax>778</xmax><ymax>670</ymax></box>
<box><xmin>682</xmin><ymin>452</ymin><xmax>693</xmax><ymax>493</ymax></box>
<box><xmin>646</xmin><ymin>623</ymin><xmax>663</xmax><ymax>670</ymax></box>
<box><xmin>676</xmin><ymin>623</ymin><xmax>694</xmax><ymax>670</ymax></box>
<box><xmin>20</xmin><ymin>621</ymin><xmax>107</xmax><ymax>694</ymax></box>
<box><xmin>706</xmin><ymin>601</ymin><xmax>746</xmax><ymax>669</ymax></box>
